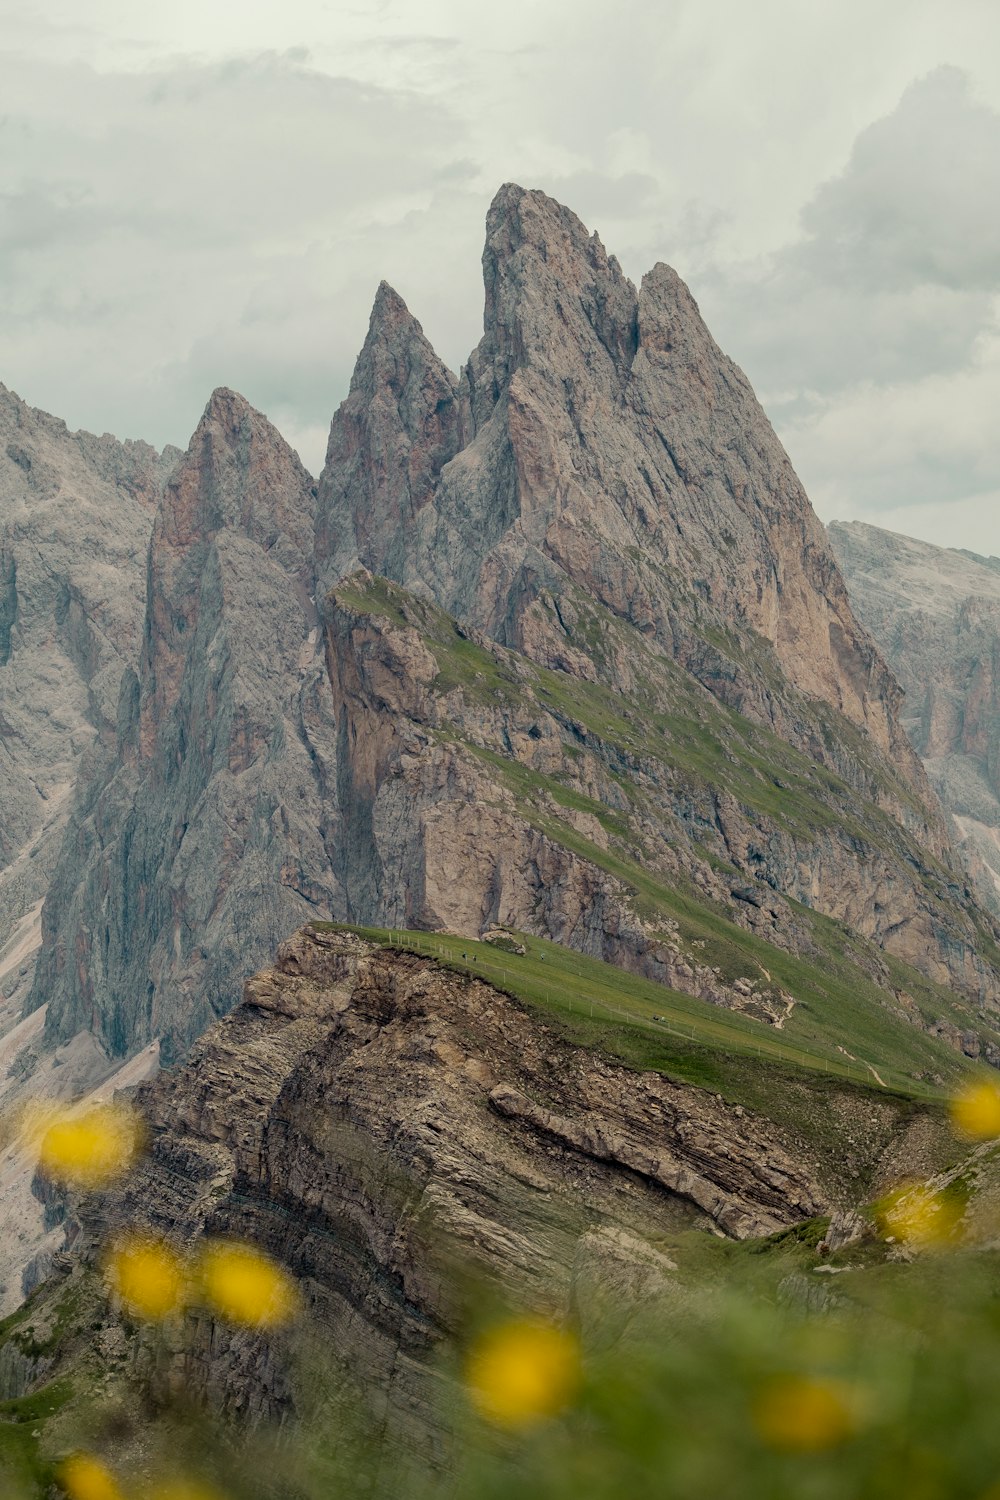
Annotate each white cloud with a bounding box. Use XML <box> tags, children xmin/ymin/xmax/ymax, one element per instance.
<box><xmin>782</xmin><ymin>329</ymin><xmax>1000</xmax><ymax>542</ymax></box>
<box><xmin>0</xmin><ymin>50</ymin><xmax>478</xmax><ymax>469</ymax></box>
<box><xmin>0</xmin><ymin>1</ymin><xmax>999</xmax><ymax>536</ymax></box>
<box><xmin>692</xmin><ymin>67</ymin><xmax>1000</xmax><ymax>552</ymax></box>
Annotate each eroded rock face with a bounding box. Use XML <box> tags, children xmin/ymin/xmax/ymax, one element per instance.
<box><xmin>0</xmin><ymin>384</ymin><xmax>169</xmax><ymax>976</ymax></box>
<box><xmin>77</xmin><ymin>927</ymin><xmax>829</xmax><ymax>1435</ymax></box>
<box><xmin>316</xmin><ymin>185</ymin><xmax>947</xmax><ymax>860</ymax></box>
<box><xmin>320</xmin><ymin>575</ymin><xmax>1000</xmax><ymax>1023</ymax></box>
<box><xmin>315</xmin><ymin>281</ymin><xmax>466</xmax><ymax>589</ymax></box>
<box><xmin>830</xmin><ymin>522</ymin><xmax>1000</xmax><ymax>912</ymax></box>
<box><xmin>27</xmin><ymin>391</ymin><xmax>340</xmax><ymax>1063</ymax></box>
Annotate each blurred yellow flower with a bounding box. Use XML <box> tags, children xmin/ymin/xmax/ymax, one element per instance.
<box><xmin>37</xmin><ymin>1102</ymin><xmax>143</xmax><ymax>1189</ymax></box>
<box><xmin>753</xmin><ymin>1375</ymin><xmax>857</xmax><ymax>1451</ymax></box>
<box><xmin>106</xmin><ymin>1236</ymin><xmax>186</xmax><ymax>1320</ymax></box>
<box><xmin>58</xmin><ymin>1452</ymin><xmax>124</xmax><ymax>1500</ymax></box>
<box><xmin>950</xmin><ymin>1078</ymin><xmax>1000</xmax><ymax>1140</ymax></box>
<box><xmin>465</xmin><ymin>1319</ymin><xmax>581</xmax><ymax>1428</ymax></box>
<box><xmin>878</xmin><ymin>1184</ymin><xmax>963</xmax><ymax>1248</ymax></box>
<box><xmin>196</xmin><ymin>1241</ymin><xmax>297</xmax><ymax>1327</ymax></box>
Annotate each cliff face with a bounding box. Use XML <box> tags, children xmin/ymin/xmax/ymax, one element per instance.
<box><xmin>0</xmin><ymin>385</ymin><xmax>169</xmax><ymax>1003</ymax></box>
<box><xmin>323</xmin><ymin>573</ymin><xmax>1000</xmax><ymax>1029</ymax></box>
<box><xmin>27</xmin><ymin>391</ymin><xmax>340</xmax><ymax>1063</ymax></box>
<box><xmin>829</xmin><ymin>522</ymin><xmax>1000</xmax><ymax>911</ymax></box>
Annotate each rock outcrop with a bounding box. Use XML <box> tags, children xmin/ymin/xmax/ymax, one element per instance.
<box><xmin>73</xmin><ymin>927</ymin><xmax>835</xmax><ymax>1435</ymax></box>
<box><xmin>830</xmin><ymin>522</ymin><xmax>1000</xmax><ymax>911</ymax></box>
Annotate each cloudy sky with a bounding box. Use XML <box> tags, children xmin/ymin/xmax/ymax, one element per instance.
<box><xmin>2</xmin><ymin>0</ymin><xmax>999</xmax><ymax>552</ymax></box>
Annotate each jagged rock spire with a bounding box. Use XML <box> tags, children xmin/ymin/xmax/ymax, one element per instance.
<box><xmin>314</xmin><ymin>182</ymin><xmax>951</xmax><ymax>856</ymax></box>
<box><xmin>315</xmin><ymin>282</ymin><xmax>464</xmax><ymax>590</ymax></box>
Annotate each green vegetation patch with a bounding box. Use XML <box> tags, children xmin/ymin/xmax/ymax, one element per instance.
<box><xmin>0</xmin><ymin>1377</ymin><xmax>74</xmax><ymax>1493</ymax></box>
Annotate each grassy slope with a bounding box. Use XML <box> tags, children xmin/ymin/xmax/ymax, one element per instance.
<box><xmin>315</xmin><ymin>923</ymin><xmax>971</xmax><ymax>1100</ymax></box>
<box><xmin>311</xmin><ymin>922</ymin><xmax>981</xmax><ymax>1204</ymax></box>
<box><xmin>0</xmin><ymin>1285</ymin><xmax>78</xmax><ymax>1493</ymax></box>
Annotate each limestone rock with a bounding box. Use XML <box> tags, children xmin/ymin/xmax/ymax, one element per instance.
<box><xmin>320</xmin><ymin>575</ymin><xmax>1000</xmax><ymax>1022</ymax></box>
<box><xmin>74</xmin><ymin>927</ymin><xmax>829</xmax><ymax>1432</ymax></box>
<box><xmin>315</xmin><ymin>281</ymin><xmax>466</xmax><ymax>590</ymax></box>
<box><xmin>0</xmin><ymin>383</ymin><xmax>168</xmax><ymax>963</ymax></box>
<box><xmin>830</xmin><ymin>521</ymin><xmax>1000</xmax><ymax>913</ymax></box>
<box><xmin>27</xmin><ymin>391</ymin><xmax>340</xmax><ymax>1063</ymax></box>
<box><xmin>318</xmin><ymin>185</ymin><xmax>949</xmax><ymax>863</ymax></box>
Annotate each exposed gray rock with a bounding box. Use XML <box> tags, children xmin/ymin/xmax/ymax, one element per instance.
<box><xmin>830</xmin><ymin>520</ymin><xmax>1000</xmax><ymax>912</ymax></box>
<box><xmin>317</xmin><ymin>186</ymin><xmax>949</xmax><ymax>865</ymax></box>
<box><xmin>0</xmin><ymin>383</ymin><xmax>170</xmax><ymax>949</ymax></box>
<box><xmin>28</xmin><ymin>390</ymin><xmax>341</xmax><ymax>1063</ymax></box>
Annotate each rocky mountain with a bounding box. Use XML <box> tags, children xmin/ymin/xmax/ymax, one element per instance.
<box><xmin>19</xmin><ymin>184</ymin><xmax>1000</xmax><ymax>1082</ymax></box>
<box><xmin>829</xmin><ymin>521</ymin><xmax>1000</xmax><ymax>909</ymax></box>
<box><xmin>315</xmin><ymin>186</ymin><xmax>941</xmax><ymax>847</ymax></box>
<box><xmin>0</xmin><ymin>386</ymin><xmax>171</xmax><ymax>998</ymax></box>
<box><xmin>6</xmin><ymin>187</ymin><xmax>1000</xmax><ymax>1499</ymax></box>
<box><xmin>27</xmin><ymin>391</ymin><xmax>338</xmax><ymax>1064</ymax></box>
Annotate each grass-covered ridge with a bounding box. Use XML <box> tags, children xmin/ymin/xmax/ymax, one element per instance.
<box><xmin>439</xmin><ymin>739</ymin><xmax>1000</xmax><ymax>1090</ymax></box>
<box><xmin>310</xmin><ymin>922</ymin><xmax>979</xmax><ymax>1105</ymax></box>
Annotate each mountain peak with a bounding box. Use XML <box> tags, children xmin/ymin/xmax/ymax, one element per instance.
<box><xmin>314</xmin><ymin>278</ymin><xmax>463</xmax><ymax>587</ymax></box>
<box><xmin>371</xmin><ymin>279</ymin><xmax>410</xmax><ymax>320</ymax></box>
<box><xmin>160</xmin><ymin>387</ymin><xmax>315</xmax><ymax>577</ymax></box>
<box><xmin>352</xmin><ymin>279</ymin><xmax>438</xmax><ymax>387</ymax></box>
<box><xmin>484</xmin><ymin>182</ymin><xmax>603</xmax><ymax>260</ymax></box>
<box><xmin>471</xmin><ymin>183</ymin><xmax>639</xmax><ymax>424</ymax></box>
<box><xmin>201</xmin><ymin>386</ymin><xmax>255</xmax><ymax>426</ymax></box>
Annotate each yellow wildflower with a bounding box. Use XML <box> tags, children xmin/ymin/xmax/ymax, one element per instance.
<box><xmin>37</xmin><ymin>1102</ymin><xmax>143</xmax><ymax>1189</ymax></box>
<box><xmin>106</xmin><ymin>1236</ymin><xmax>186</xmax><ymax>1320</ymax></box>
<box><xmin>878</xmin><ymin>1184</ymin><xmax>963</xmax><ymax>1248</ymax></box>
<box><xmin>950</xmin><ymin>1078</ymin><xmax>1000</xmax><ymax>1140</ymax></box>
<box><xmin>465</xmin><ymin>1318</ymin><xmax>581</xmax><ymax>1428</ymax></box>
<box><xmin>752</xmin><ymin>1375</ymin><xmax>857</xmax><ymax>1451</ymax></box>
<box><xmin>196</xmin><ymin>1241</ymin><xmax>298</xmax><ymax>1327</ymax></box>
<box><xmin>57</xmin><ymin>1452</ymin><xmax>124</xmax><ymax>1500</ymax></box>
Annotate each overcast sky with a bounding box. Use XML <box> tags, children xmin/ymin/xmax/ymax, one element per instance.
<box><xmin>2</xmin><ymin>0</ymin><xmax>999</xmax><ymax>552</ymax></box>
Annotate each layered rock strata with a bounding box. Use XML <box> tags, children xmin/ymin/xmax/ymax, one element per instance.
<box><xmin>74</xmin><ymin>927</ymin><xmax>833</xmax><ymax>1438</ymax></box>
